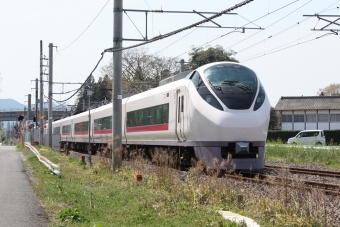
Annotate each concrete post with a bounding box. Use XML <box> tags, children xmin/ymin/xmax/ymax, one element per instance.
<box><xmin>28</xmin><ymin>94</ymin><xmax>31</xmax><ymax>120</ymax></box>
<box><xmin>39</xmin><ymin>40</ymin><xmax>43</xmax><ymax>145</ymax></box>
<box><xmin>112</xmin><ymin>0</ymin><xmax>123</xmax><ymax>170</ymax></box>
<box><xmin>35</xmin><ymin>78</ymin><xmax>38</xmax><ymax>124</ymax></box>
<box><xmin>48</xmin><ymin>43</ymin><xmax>53</xmax><ymax>147</ymax></box>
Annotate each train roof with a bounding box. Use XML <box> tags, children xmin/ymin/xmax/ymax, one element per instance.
<box><xmin>159</xmin><ymin>70</ymin><xmax>193</xmax><ymax>86</ymax></box>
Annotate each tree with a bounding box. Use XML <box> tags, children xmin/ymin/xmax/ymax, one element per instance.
<box><xmin>0</xmin><ymin>121</ymin><xmax>6</xmax><ymax>142</ymax></box>
<box><xmin>74</xmin><ymin>76</ymin><xmax>96</xmax><ymax>113</ymax></box>
<box><xmin>269</xmin><ymin>107</ymin><xmax>280</xmax><ymax>130</ymax></box>
<box><xmin>92</xmin><ymin>74</ymin><xmax>112</xmax><ymax>104</ymax></box>
<box><xmin>317</xmin><ymin>83</ymin><xmax>340</xmax><ymax>96</ymax></box>
<box><xmin>188</xmin><ymin>45</ymin><xmax>238</xmax><ymax>69</ymax></box>
<box><xmin>101</xmin><ymin>47</ymin><xmax>179</xmax><ymax>94</ymax></box>
<box><xmin>0</xmin><ymin>131</ymin><xmax>5</xmax><ymax>143</ymax></box>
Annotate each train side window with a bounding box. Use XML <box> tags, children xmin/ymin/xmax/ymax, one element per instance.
<box><xmin>191</xmin><ymin>71</ymin><xmax>205</xmax><ymax>89</ymax></box>
<box><xmin>156</xmin><ymin>106</ymin><xmax>161</xmax><ymax>124</ymax></box>
<box><xmin>163</xmin><ymin>104</ymin><xmax>169</xmax><ymax>123</ymax></box>
<box><xmin>190</xmin><ymin>71</ymin><xmax>199</xmax><ymax>87</ymax></box>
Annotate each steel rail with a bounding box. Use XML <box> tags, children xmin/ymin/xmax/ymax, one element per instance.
<box><xmin>265</xmin><ymin>164</ymin><xmax>340</xmax><ymax>178</ymax></box>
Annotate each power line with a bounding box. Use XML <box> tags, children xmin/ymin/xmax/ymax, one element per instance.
<box><xmin>234</xmin><ymin>0</ymin><xmax>340</xmax><ymax>55</ymax></box>
<box><xmin>239</xmin><ymin>32</ymin><xmax>333</xmax><ymax>62</ymax></box>
<box><xmin>104</xmin><ymin>0</ymin><xmax>254</xmax><ymax>53</ymax></box>
<box><xmin>51</xmin><ymin>0</ymin><xmax>255</xmax><ymax>104</ymax></box>
<box><xmin>154</xmin><ymin>28</ymin><xmax>199</xmax><ymax>55</ymax></box>
<box><xmin>227</xmin><ymin>0</ymin><xmax>313</xmax><ymax>50</ymax></box>
<box><xmin>143</xmin><ymin>0</ymin><xmax>152</xmax><ymax>10</ymax></box>
<box><xmin>58</xmin><ymin>0</ymin><xmax>110</xmax><ymax>51</ymax></box>
<box><xmin>172</xmin><ymin>0</ymin><xmax>301</xmax><ymax>59</ymax></box>
<box><xmin>51</xmin><ymin>52</ymin><xmax>105</xmax><ymax>104</ymax></box>
<box><xmin>237</xmin><ymin>17</ymin><xmax>310</xmax><ymax>54</ymax></box>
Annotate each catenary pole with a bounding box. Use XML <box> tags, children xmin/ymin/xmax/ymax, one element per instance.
<box><xmin>35</xmin><ymin>78</ymin><xmax>38</xmax><ymax>125</ymax></box>
<box><xmin>39</xmin><ymin>40</ymin><xmax>44</xmax><ymax>145</ymax></box>
<box><xmin>48</xmin><ymin>43</ymin><xmax>53</xmax><ymax>148</ymax></box>
<box><xmin>112</xmin><ymin>0</ymin><xmax>123</xmax><ymax>170</ymax></box>
<box><xmin>28</xmin><ymin>94</ymin><xmax>31</xmax><ymax>120</ymax></box>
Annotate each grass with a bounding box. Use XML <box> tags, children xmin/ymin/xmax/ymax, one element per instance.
<box><xmin>17</xmin><ymin>143</ymin><xmax>337</xmax><ymax>226</ymax></box>
<box><xmin>266</xmin><ymin>139</ymin><xmax>340</xmax><ymax>170</ymax></box>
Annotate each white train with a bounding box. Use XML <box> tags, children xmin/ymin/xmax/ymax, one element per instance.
<box><xmin>51</xmin><ymin>62</ymin><xmax>270</xmax><ymax>169</ymax></box>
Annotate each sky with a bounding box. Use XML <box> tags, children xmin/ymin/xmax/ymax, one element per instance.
<box><xmin>0</xmin><ymin>0</ymin><xmax>339</xmax><ymax>108</ymax></box>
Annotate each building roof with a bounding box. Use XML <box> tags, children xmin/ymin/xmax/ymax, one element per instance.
<box><xmin>274</xmin><ymin>96</ymin><xmax>340</xmax><ymax>111</ymax></box>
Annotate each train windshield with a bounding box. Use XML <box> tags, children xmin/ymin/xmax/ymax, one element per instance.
<box><xmin>204</xmin><ymin>63</ymin><xmax>258</xmax><ymax>110</ymax></box>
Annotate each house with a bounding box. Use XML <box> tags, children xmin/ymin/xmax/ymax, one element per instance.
<box><xmin>274</xmin><ymin>96</ymin><xmax>340</xmax><ymax>130</ymax></box>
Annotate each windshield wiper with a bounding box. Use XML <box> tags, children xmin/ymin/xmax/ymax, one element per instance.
<box><xmin>222</xmin><ymin>80</ymin><xmax>251</xmax><ymax>90</ymax></box>
<box><xmin>208</xmin><ymin>80</ymin><xmax>222</xmax><ymax>90</ymax></box>
<box><xmin>235</xmin><ymin>83</ymin><xmax>251</xmax><ymax>90</ymax></box>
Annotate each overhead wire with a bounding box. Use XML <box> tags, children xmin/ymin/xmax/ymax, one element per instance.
<box><xmin>50</xmin><ymin>52</ymin><xmax>105</xmax><ymax>104</ymax></box>
<box><xmin>51</xmin><ymin>0</ymin><xmax>338</xmax><ymax>104</ymax></box>
<box><xmin>237</xmin><ymin>17</ymin><xmax>310</xmax><ymax>54</ymax></box>
<box><xmin>241</xmin><ymin>32</ymin><xmax>317</xmax><ymax>60</ymax></box>
<box><xmin>104</xmin><ymin>0</ymin><xmax>255</xmax><ymax>53</ymax></box>
<box><xmin>51</xmin><ymin>0</ymin><xmax>255</xmax><ymax>103</ymax></box>
<box><xmin>172</xmin><ymin>0</ymin><xmax>302</xmax><ymax>59</ymax></box>
<box><xmin>58</xmin><ymin>0</ymin><xmax>110</xmax><ymax>51</ymax></box>
<box><xmin>227</xmin><ymin>0</ymin><xmax>313</xmax><ymax>50</ymax></box>
<box><xmin>236</xmin><ymin>0</ymin><xmax>340</xmax><ymax>61</ymax></box>
<box><xmin>143</xmin><ymin>0</ymin><xmax>152</xmax><ymax>10</ymax></box>
<box><xmin>154</xmin><ymin>27</ymin><xmax>199</xmax><ymax>55</ymax></box>
<box><xmin>239</xmin><ymin>33</ymin><xmax>332</xmax><ymax>62</ymax></box>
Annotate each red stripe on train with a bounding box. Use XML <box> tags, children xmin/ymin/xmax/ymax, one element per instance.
<box><xmin>94</xmin><ymin>129</ymin><xmax>112</xmax><ymax>134</ymax></box>
<box><xmin>126</xmin><ymin>124</ymin><xmax>168</xmax><ymax>133</ymax></box>
<box><xmin>74</xmin><ymin>131</ymin><xmax>88</xmax><ymax>135</ymax></box>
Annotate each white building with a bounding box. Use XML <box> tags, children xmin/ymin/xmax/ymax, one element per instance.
<box><xmin>275</xmin><ymin>96</ymin><xmax>340</xmax><ymax>131</ymax></box>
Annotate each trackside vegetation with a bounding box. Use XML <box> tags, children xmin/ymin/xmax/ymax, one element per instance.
<box><xmin>266</xmin><ymin>139</ymin><xmax>340</xmax><ymax>170</ymax></box>
<box><xmin>18</xmin><ymin>143</ymin><xmax>336</xmax><ymax>226</ymax></box>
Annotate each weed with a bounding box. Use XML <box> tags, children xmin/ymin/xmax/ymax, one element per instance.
<box><xmin>58</xmin><ymin>207</ymin><xmax>88</xmax><ymax>223</ymax></box>
<box><xmin>21</xmin><ymin>143</ymin><xmax>340</xmax><ymax>226</ymax></box>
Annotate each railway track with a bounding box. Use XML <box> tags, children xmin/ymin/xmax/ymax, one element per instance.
<box><xmin>265</xmin><ymin>164</ymin><xmax>340</xmax><ymax>178</ymax></box>
<box><xmin>226</xmin><ymin>169</ymin><xmax>340</xmax><ymax>195</ymax></box>
<box><xmin>62</xmin><ymin>149</ymin><xmax>340</xmax><ymax>195</ymax></box>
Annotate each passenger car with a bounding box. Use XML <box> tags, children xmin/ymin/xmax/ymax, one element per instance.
<box><xmin>287</xmin><ymin>130</ymin><xmax>326</xmax><ymax>146</ymax></box>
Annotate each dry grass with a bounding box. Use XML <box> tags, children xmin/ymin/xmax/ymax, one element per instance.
<box><xmin>20</xmin><ymin>139</ymin><xmax>339</xmax><ymax>226</ymax></box>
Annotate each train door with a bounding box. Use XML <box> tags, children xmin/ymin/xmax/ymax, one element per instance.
<box><xmin>176</xmin><ymin>89</ymin><xmax>186</xmax><ymax>141</ymax></box>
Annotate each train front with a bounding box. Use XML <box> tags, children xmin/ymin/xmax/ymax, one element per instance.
<box><xmin>188</xmin><ymin>62</ymin><xmax>270</xmax><ymax>170</ymax></box>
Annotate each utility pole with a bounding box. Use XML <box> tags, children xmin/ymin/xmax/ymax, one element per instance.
<box><xmin>39</xmin><ymin>40</ymin><xmax>44</xmax><ymax>145</ymax></box>
<box><xmin>35</xmin><ymin>78</ymin><xmax>38</xmax><ymax>125</ymax></box>
<box><xmin>112</xmin><ymin>0</ymin><xmax>123</xmax><ymax>170</ymax></box>
<box><xmin>28</xmin><ymin>94</ymin><xmax>31</xmax><ymax>120</ymax></box>
<box><xmin>48</xmin><ymin>43</ymin><xmax>53</xmax><ymax>148</ymax></box>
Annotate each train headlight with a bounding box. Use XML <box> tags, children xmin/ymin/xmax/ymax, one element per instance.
<box><xmin>205</xmin><ymin>95</ymin><xmax>212</xmax><ymax>103</ymax></box>
<box><xmin>253</xmin><ymin>83</ymin><xmax>266</xmax><ymax>111</ymax></box>
<box><xmin>201</xmin><ymin>94</ymin><xmax>223</xmax><ymax>110</ymax></box>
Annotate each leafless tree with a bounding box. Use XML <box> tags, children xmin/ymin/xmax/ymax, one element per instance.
<box><xmin>317</xmin><ymin>83</ymin><xmax>340</xmax><ymax>96</ymax></box>
<box><xmin>100</xmin><ymin>48</ymin><xmax>179</xmax><ymax>94</ymax></box>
